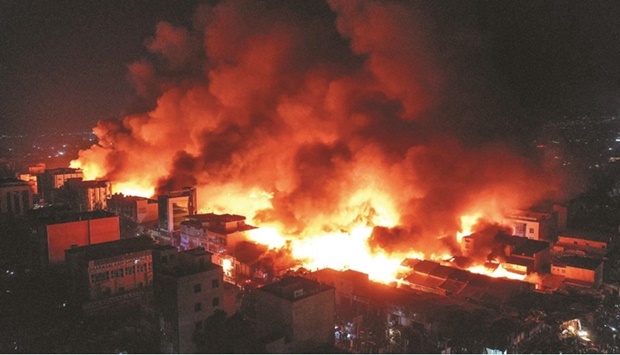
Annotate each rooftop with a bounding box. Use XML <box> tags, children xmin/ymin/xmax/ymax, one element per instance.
<box><xmin>0</xmin><ymin>178</ymin><xmax>30</xmax><ymax>187</ymax></box>
<box><xmin>45</xmin><ymin>167</ymin><xmax>82</xmax><ymax>175</ymax></box>
<box><xmin>506</xmin><ymin>209</ymin><xmax>552</xmax><ymax>222</ymax></box>
<box><xmin>34</xmin><ymin>209</ymin><xmax>118</xmax><ymax>226</ymax></box>
<box><xmin>555</xmin><ymin>255</ymin><xmax>603</xmax><ymax>270</ymax></box>
<box><xmin>66</xmin><ymin>235</ymin><xmax>153</xmax><ymax>261</ymax></box>
<box><xmin>190</xmin><ymin>213</ymin><xmax>246</xmax><ymax>223</ymax></box>
<box><xmin>66</xmin><ymin>178</ymin><xmax>110</xmax><ymax>188</ymax></box>
<box><xmin>558</xmin><ymin>229</ymin><xmax>611</xmax><ymax>243</ymax></box>
<box><xmin>512</xmin><ymin>239</ymin><xmax>550</xmax><ymax>256</ymax></box>
<box><xmin>259</xmin><ymin>276</ymin><xmax>333</xmax><ymax>302</ymax></box>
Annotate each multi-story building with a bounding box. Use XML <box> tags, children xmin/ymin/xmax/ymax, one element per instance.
<box><xmin>63</xmin><ymin>178</ymin><xmax>112</xmax><ymax>211</ymax></box>
<box><xmin>158</xmin><ymin>187</ymin><xmax>197</xmax><ymax>233</ymax></box>
<box><xmin>551</xmin><ymin>255</ymin><xmax>604</xmax><ymax>288</ymax></box>
<box><xmin>0</xmin><ymin>178</ymin><xmax>33</xmax><ymax>217</ymax></box>
<box><xmin>504</xmin><ymin>210</ymin><xmax>557</xmax><ymax>241</ymax></box>
<box><xmin>65</xmin><ymin>236</ymin><xmax>154</xmax><ymax>315</ymax></box>
<box><xmin>500</xmin><ymin>235</ymin><xmax>551</xmax><ymax>275</ymax></box>
<box><xmin>179</xmin><ymin>213</ymin><xmax>257</xmax><ymax>284</ymax></box>
<box><xmin>107</xmin><ymin>194</ymin><xmax>158</xmax><ymax>223</ymax></box>
<box><xmin>16</xmin><ymin>173</ymin><xmax>38</xmax><ymax>195</ymax></box>
<box><xmin>251</xmin><ymin>276</ymin><xmax>335</xmax><ymax>353</ymax></box>
<box><xmin>32</xmin><ymin>209</ymin><xmax>120</xmax><ymax>265</ymax></box>
<box><xmin>37</xmin><ymin>167</ymin><xmax>83</xmax><ymax>203</ymax></box>
<box><xmin>153</xmin><ymin>247</ymin><xmax>225</xmax><ymax>354</ymax></box>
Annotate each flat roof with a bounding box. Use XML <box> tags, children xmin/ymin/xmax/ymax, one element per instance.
<box><xmin>66</xmin><ymin>236</ymin><xmax>153</xmax><ymax>261</ymax></box>
<box><xmin>413</xmin><ymin>260</ymin><xmax>440</xmax><ymax>275</ymax></box>
<box><xmin>512</xmin><ymin>239</ymin><xmax>550</xmax><ymax>256</ymax></box>
<box><xmin>0</xmin><ymin>178</ymin><xmax>30</xmax><ymax>187</ymax></box>
<box><xmin>189</xmin><ymin>213</ymin><xmax>246</xmax><ymax>223</ymax></box>
<box><xmin>558</xmin><ymin>229</ymin><xmax>611</xmax><ymax>243</ymax></box>
<box><xmin>36</xmin><ymin>210</ymin><xmax>118</xmax><ymax>226</ymax></box>
<box><xmin>555</xmin><ymin>255</ymin><xmax>603</xmax><ymax>270</ymax></box>
<box><xmin>259</xmin><ymin>276</ymin><xmax>333</xmax><ymax>302</ymax></box>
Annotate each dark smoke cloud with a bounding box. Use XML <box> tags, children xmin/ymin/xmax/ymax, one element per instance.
<box><xmin>75</xmin><ymin>0</ymin><xmax>568</xmax><ymax>256</ymax></box>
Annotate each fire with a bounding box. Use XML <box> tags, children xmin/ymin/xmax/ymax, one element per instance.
<box><xmin>456</xmin><ymin>213</ymin><xmax>482</xmax><ymax>243</ymax></box>
<box><xmin>467</xmin><ymin>263</ymin><xmax>526</xmax><ymax>281</ymax></box>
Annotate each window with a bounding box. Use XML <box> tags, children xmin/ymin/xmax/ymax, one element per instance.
<box><xmin>195</xmin><ymin>302</ymin><xmax>202</xmax><ymax>312</ymax></box>
<box><xmin>528</xmin><ymin>228</ymin><xmax>535</xmax><ymax>234</ymax></box>
<box><xmin>212</xmin><ymin>297</ymin><xmax>219</xmax><ymax>307</ymax></box>
<box><xmin>111</xmin><ymin>268</ymin><xmax>123</xmax><ymax>278</ymax></box>
<box><xmin>90</xmin><ymin>271</ymin><xmax>110</xmax><ymax>283</ymax></box>
<box><xmin>125</xmin><ymin>266</ymin><xmax>135</xmax><ymax>275</ymax></box>
<box><xmin>138</xmin><ymin>264</ymin><xmax>146</xmax><ymax>273</ymax></box>
<box><xmin>212</xmin><ymin>279</ymin><xmax>219</xmax><ymax>289</ymax></box>
<box><xmin>194</xmin><ymin>283</ymin><xmax>202</xmax><ymax>293</ymax></box>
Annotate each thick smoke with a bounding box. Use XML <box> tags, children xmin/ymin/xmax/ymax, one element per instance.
<box><xmin>73</xmin><ymin>0</ymin><xmax>565</xmax><ymax>257</ymax></box>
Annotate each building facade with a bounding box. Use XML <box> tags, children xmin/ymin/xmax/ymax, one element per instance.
<box><xmin>108</xmin><ymin>194</ymin><xmax>158</xmax><ymax>223</ymax></box>
<box><xmin>154</xmin><ymin>247</ymin><xmax>225</xmax><ymax>354</ymax></box>
<box><xmin>0</xmin><ymin>178</ymin><xmax>33</xmax><ymax>217</ymax></box>
<box><xmin>252</xmin><ymin>276</ymin><xmax>335</xmax><ymax>353</ymax></box>
<box><xmin>63</xmin><ymin>178</ymin><xmax>113</xmax><ymax>211</ymax></box>
<box><xmin>37</xmin><ymin>167</ymin><xmax>83</xmax><ymax>203</ymax></box>
<box><xmin>65</xmin><ymin>236</ymin><xmax>154</xmax><ymax>315</ymax></box>
<box><xmin>158</xmin><ymin>187</ymin><xmax>197</xmax><ymax>233</ymax></box>
<box><xmin>34</xmin><ymin>210</ymin><xmax>120</xmax><ymax>264</ymax></box>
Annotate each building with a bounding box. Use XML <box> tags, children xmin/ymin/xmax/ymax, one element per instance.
<box><xmin>251</xmin><ymin>276</ymin><xmax>335</xmax><ymax>353</ymax></box>
<box><xmin>63</xmin><ymin>178</ymin><xmax>112</xmax><ymax>211</ymax></box>
<box><xmin>153</xmin><ymin>247</ymin><xmax>225</xmax><ymax>354</ymax></box>
<box><xmin>179</xmin><ymin>213</ymin><xmax>255</xmax><ymax>252</ymax></box>
<box><xmin>500</xmin><ymin>235</ymin><xmax>551</xmax><ymax>274</ymax></box>
<box><xmin>65</xmin><ymin>236</ymin><xmax>154</xmax><ymax>315</ymax></box>
<box><xmin>554</xmin><ymin>230</ymin><xmax>611</xmax><ymax>257</ymax></box>
<box><xmin>504</xmin><ymin>210</ymin><xmax>557</xmax><ymax>241</ymax></box>
<box><xmin>0</xmin><ymin>178</ymin><xmax>33</xmax><ymax>217</ymax></box>
<box><xmin>179</xmin><ymin>213</ymin><xmax>257</xmax><ymax>284</ymax></box>
<box><xmin>158</xmin><ymin>187</ymin><xmax>197</xmax><ymax>233</ymax></box>
<box><xmin>551</xmin><ymin>255</ymin><xmax>604</xmax><ymax>288</ymax></box>
<box><xmin>32</xmin><ymin>210</ymin><xmax>120</xmax><ymax>265</ymax></box>
<box><xmin>107</xmin><ymin>194</ymin><xmax>158</xmax><ymax>223</ymax></box>
<box><xmin>37</xmin><ymin>167</ymin><xmax>83</xmax><ymax>204</ymax></box>
<box><xmin>16</xmin><ymin>173</ymin><xmax>38</xmax><ymax>195</ymax></box>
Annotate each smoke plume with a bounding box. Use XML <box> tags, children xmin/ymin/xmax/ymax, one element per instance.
<box><xmin>72</xmin><ymin>0</ymin><xmax>565</xmax><ymax>258</ymax></box>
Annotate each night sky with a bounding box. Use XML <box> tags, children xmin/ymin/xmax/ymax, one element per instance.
<box><xmin>2</xmin><ymin>0</ymin><xmax>620</xmax><ymax>137</ymax></box>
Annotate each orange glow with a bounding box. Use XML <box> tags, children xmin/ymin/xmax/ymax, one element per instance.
<box><xmin>467</xmin><ymin>263</ymin><xmax>526</xmax><ymax>281</ymax></box>
<box><xmin>456</xmin><ymin>213</ymin><xmax>482</xmax><ymax>243</ymax></box>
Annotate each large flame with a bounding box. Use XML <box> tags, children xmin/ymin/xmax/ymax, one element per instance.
<box><xmin>70</xmin><ymin>0</ymin><xmax>564</xmax><ymax>284</ymax></box>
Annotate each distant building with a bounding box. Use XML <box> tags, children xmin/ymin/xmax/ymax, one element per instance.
<box><xmin>32</xmin><ymin>210</ymin><xmax>120</xmax><ymax>265</ymax></box>
<box><xmin>27</xmin><ymin>163</ymin><xmax>46</xmax><ymax>175</ymax></box>
<box><xmin>158</xmin><ymin>187</ymin><xmax>197</xmax><ymax>233</ymax></box>
<box><xmin>251</xmin><ymin>276</ymin><xmax>335</xmax><ymax>353</ymax></box>
<box><xmin>63</xmin><ymin>178</ymin><xmax>112</xmax><ymax>211</ymax></box>
<box><xmin>38</xmin><ymin>167</ymin><xmax>83</xmax><ymax>204</ymax></box>
<box><xmin>551</xmin><ymin>255</ymin><xmax>604</xmax><ymax>287</ymax></box>
<box><xmin>108</xmin><ymin>194</ymin><xmax>158</xmax><ymax>223</ymax></box>
<box><xmin>65</xmin><ymin>236</ymin><xmax>154</xmax><ymax>315</ymax></box>
<box><xmin>0</xmin><ymin>178</ymin><xmax>33</xmax><ymax>217</ymax></box>
<box><xmin>554</xmin><ymin>230</ymin><xmax>611</xmax><ymax>257</ymax></box>
<box><xmin>505</xmin><ymin>210</ymin><xmax>557</xmax><ymax>241</ymax></box>
<box><xmin>153</xmin><ymin>247</ymin><xmax>225</xmax><ymax>354</ymax></box>
<box><xmin>16</xmin><ymin>173</ymin><xmax>38</xmax><ymax>195</ymax></box>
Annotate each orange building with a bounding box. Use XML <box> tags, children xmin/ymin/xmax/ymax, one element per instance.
<box><xmin>65</xmin><ymin>236</ymin><xmax>154</xmax><ymax>315</ymax></box>
<box><xmin>551</xmin><ymin>255</ymin><xmax>604</xmax><ymax>287</ymax></box>
<box><xmin>34</xmin><ymin>210</ymin><xmax>120</xmax><ymax>264</ymax></box>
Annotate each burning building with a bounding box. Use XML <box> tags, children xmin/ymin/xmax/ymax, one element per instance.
<box><xmin>107</xmin><ymin>193</ymin><xmax>159</xmax><ymax>224</ymax></box>
<box><xmin>69</xmin><ymin>0</ymin><xmax>569</xmax><ymax>283</ymax></box>
<box><xmin>158</xmin><ymin>186</ymin><xmax>196</xmax><ymax>233</ymax></box>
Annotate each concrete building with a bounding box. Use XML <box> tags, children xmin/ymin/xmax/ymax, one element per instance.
<box><xmin>0</xmin><ymin>178</ymin><xmax>33</xmax><ymax>217</ymax></box>
<box><xmin>63</xmin><ymin>178</ymin><xmax>112</xmax><ymax>211</ymax></box>
<box><xmin>108</xmin><ymin>194</ymin><xmax>158</xmax><ymax>223</ymax></box>
<box><xmin>505</xmin><ymin>210</ymin><xmax>557</xmax><ymax>241</ymax></box>
<box><xmin>252</xmin><ymin>276</ymin><xmax>335</xmax><ymax>353</ymax></box>
<box><xmin>551</xmin><ymin>255</ymin><xmax>604</xmax><ymax>288</ymax></box>
<box><xmin>65</xmin><ymin>236</ymin><xmax>154</xmax><ymax>315</ymax></box>
<box><xmin>554</xmin><ymin>230</ymin><xmax>611</xmax><ymax>257</ymax></box>
<box><xmin>179</xmin><ymin>213</ymin><xmax>257</xmax><ymax>284</ymax></box>
<box><xmin>500</xmin><ymin>235</ymin><xmax>551</xmax><ymax>274</ymax></box>
<box><xmin>158</xmin><ymin>187</ymin><xmax>197</xmax><ymax>233</ymax></box>
<box><xmin>32</xmin><ymin>210</ymin><xmax>120</xmax><ymax>265</ymax></box>
<box><xmin>153</xmin><ymin>247</ymin><xmax>225</xmax><ymax>354</ymax></box>
<box><xmin>37</xmin><ymin>167</ymin><xmax>83</xmax><ymax>204</ymax></box>
<box><xmin>16</xmin><ymin>173</ymin><xmax>38</xmax><ymax>195</ymax></box>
